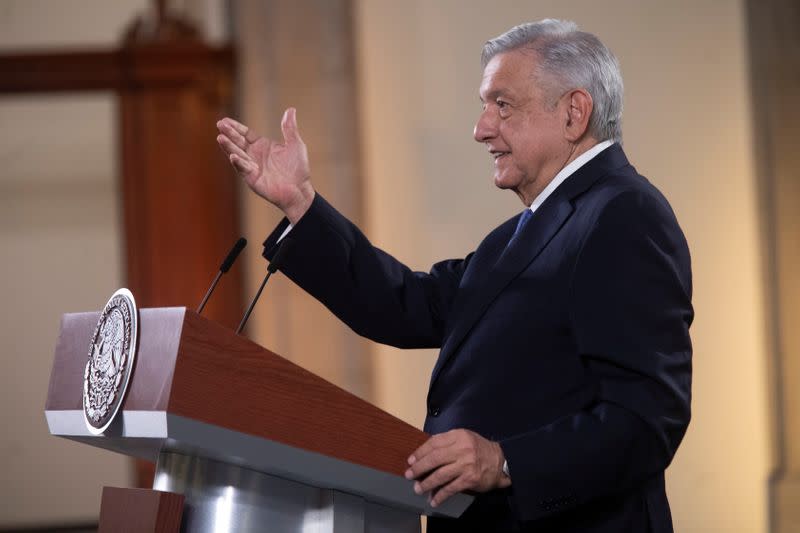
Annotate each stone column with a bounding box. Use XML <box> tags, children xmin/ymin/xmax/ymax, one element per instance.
<box><xmin>747</xmin><ymin>1</ymin><xmax>800</xmax><ymax>531</ymax></box>
<box><xmin>234</xmin><ymin>0</ymin><xmax>373</xmax><ymax>400</ymax></box>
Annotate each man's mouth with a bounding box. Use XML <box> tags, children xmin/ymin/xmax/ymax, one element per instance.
<box><xmin>491</xmin><ymin>151</ymin><xmax>510</xmax><ymax>161</ymax></box>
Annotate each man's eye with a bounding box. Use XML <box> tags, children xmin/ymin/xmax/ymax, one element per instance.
<box><xmin>497</xmin><ymin>100</ymin><xmax>511</xmax><ymax>116</ymax></box>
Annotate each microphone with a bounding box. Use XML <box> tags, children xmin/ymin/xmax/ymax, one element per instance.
<box><xmin>236</xmin><ymin>238</ymin><xmax>292</xmax><ymax>334</ymax></box>
<box><xmin>197</xmin><ymin>237</ymin><xmax>248</xmax><ymax>314</ymax></box>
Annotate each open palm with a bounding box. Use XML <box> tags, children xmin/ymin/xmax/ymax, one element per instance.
<box><xmin>217</xmin><ymin>108</ymin><xmax>314</xmax><ymax>223</ymax></box>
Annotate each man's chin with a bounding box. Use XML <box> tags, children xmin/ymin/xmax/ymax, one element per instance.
<box><xmin>493</xmin><ymin>173</ymin><xmax>518</xmax><ymax>190</ymax></box>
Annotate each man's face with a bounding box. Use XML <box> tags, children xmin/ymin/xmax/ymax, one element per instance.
<box><xmin>474</xmin><ymin>49</ymin><xmax>570</xmax><ymax>204</ymax></box>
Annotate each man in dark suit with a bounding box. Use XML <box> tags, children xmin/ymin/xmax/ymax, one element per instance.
<box><xmin>216</xmin><ymin>18</ymin><xmax>692</xmax><ymax>532</ymax></box>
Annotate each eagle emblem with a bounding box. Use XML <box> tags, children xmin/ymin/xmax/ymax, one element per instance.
<box><xmin>83</xmin><ymin>288</ymin><xmax>138</xmax><ymax>435</ymax></box>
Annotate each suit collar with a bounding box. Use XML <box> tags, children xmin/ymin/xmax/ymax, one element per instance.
<box><xmin>528</xmin><ymin>140</ymin><xmax>614</xmax><ymax>215</ymax></box>
<box><xmin>556</xmin><ymin>142</ymin><xmax>628</xmax><ymax>201</ymax></box>
<box><xmin>428</xmin><ymin>143</ymin><xmax>629</xmax><ymax>392</ymax></box>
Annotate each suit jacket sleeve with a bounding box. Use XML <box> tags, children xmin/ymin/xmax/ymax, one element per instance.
<box><xmin>263</xmin><ymin>193</ymin><xmax>469</xmax><ymax>349</ymax></box>
<box><xmin>500</xmin><ymin>190</ymin><xmax>693</xmax><ymax>521</ymax></box>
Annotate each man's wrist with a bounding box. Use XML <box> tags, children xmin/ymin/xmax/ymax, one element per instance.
<box><xmin>284</xmin><ymin>185</ymin><xmax>315</xmax><ymax>225</ymax></box>
<box><xmin>494</xmin><ymin>441</ymin><xmax>511</xmax><ymax>488</ymax></box>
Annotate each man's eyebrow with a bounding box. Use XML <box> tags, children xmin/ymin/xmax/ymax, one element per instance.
<box><xmin>480</xmin><ymin>89</ymin><xmax>510</xmax><ymax>103</ymax></box>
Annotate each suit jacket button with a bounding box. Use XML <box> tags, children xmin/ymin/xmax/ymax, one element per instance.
<box><xmin>428</xmin><ymin>406</ymin><xmax>440</xmax><ymax>417</ymax></box>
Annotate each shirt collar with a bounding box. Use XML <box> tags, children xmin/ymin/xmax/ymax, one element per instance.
<box><xmin>529</xmin><ymin>140</ymin><xmax>614</xmax><ymax>215</ymax></box>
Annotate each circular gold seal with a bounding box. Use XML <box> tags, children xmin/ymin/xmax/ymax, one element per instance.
<box><xmin>83</xmin><ymin>288</ymin><xmax>139</xmax><ymax>435</ymax></box>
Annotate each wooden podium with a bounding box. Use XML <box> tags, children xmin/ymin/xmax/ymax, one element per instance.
<box><xmin>45</xmin><ymin>308</ymin><xmax>471</xmax><ymax>532</ymax></box>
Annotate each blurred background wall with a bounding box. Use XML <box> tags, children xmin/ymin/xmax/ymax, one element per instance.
<box><xmin>1</xmin><ymin>0</ymin><xmax>795</xmax><ymax>531</ymax></box>
<box><xmin>0</xmin><ymin>1</ymin><xmax>146</xmax><ymax>527</ymax></box>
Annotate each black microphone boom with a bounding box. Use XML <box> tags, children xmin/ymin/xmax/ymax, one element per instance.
<box><xmin>237</xmin><ymin>238</ymin><xmax>292</xmax><ymax>334</ymax></box>
<box><xmin>197</xmin><ymin>237</ymin><xmax>247</xmax><ymax>314</ymax></box>
<box><xmin>220</xmin><ymin>237</ymin><xmax>248</xmax><ymax>273</ymax></box>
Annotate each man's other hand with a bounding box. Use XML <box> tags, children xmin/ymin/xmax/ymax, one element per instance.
<box><xmin>405</xmin><ymin>429</ymin><xmax>511</xmax><ymax>508</ymax></box>
<box><xmin>216</xmin><ymin>108</ymin><xmax>314</xmax><ymax>224</ymax></box>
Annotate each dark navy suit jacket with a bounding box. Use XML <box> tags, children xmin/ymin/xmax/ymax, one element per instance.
<box><xmin>263</xmin><ymin>144</ymin><xmax>693</xmax><ymax>532</ymax></box>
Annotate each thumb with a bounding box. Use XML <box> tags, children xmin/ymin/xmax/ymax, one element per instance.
<box><xmin>281</xmin><ymin>107</ymin><xmax>304</xmax><ymax>145</ymax></box>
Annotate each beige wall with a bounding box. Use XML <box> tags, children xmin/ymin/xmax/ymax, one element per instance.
<box><xmin>0</xmin><ymin>0</ymin><xmax>144</xmax><ymax>527</ymax></box>
<box><xmin>354</xmin><ymin>1</ymin><xmax>769</xmax><ymax>531</ymax></box>
<box><xmin>0</xmin><ymin>94</ymin><xmax>132</xmax><ymax>528</ymax></box>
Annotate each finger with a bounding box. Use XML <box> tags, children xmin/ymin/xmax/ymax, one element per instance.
<box><xmin>280</xmin><ymin>107</ymin><xmax>304</xmax><ymax>144</ymax></box>
<box><xmin>408</xmin><ymin>431</ymin><xmax>457</xmax><ymax>465</ymax></box>
<box><xmin>218</xmin><ymin>117</ymin><xmax>249</xmax><ymax>138</ymax></box>
<box><xmin>406</xmin><ymin>447</ymin><xmax>453</xmax><ymax>480</ymax></box>
<box><xmin>218</xmin><ymin>117</ymin><xmax>261</xmax><ymax>145</ymax></box>
<box><xmin>429</xmin><ymin>476</ymin><xmax>468</xmax><ymax>508</ymax></box>
<box><xmin>414</xmin><ymin>462</ymin><xmax>460</xmax><ymax>495</ymax></box>
<box><xmin>230</xmin><ymin>154</ymin><xmax>256</xmax><ymax>175</ymax></box>
<box><xmin>217</xmin><ymin>134</ymin><xmax>251</xmax><ymax>161</ymax></box>
<box><xmin>218</xmin><ymin>123</ymin><xmax>249</xmax><ymax>151</ymax></box>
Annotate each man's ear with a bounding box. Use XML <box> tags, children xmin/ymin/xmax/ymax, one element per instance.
<box><xmin>563</xmin><ymin>89</ymin><xmax>593</xmax><ymax>142</ymax></box>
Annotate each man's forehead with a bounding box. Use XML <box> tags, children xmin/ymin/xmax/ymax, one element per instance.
<box><xmin>478</xmin><ymin>49</ymin><xmax>537</xmax><ymax>99</ymax></box>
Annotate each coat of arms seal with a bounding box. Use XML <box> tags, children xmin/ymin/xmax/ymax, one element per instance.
<box><xmin>83</xmin><ymin>288</ymin><xmax>139</xmax><ymax>435</ymax></box>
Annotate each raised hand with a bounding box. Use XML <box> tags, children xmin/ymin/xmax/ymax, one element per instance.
<box><xmin>216</xmin><ymin>108</ymin><xmax>315</xmax><ymax>224</ymax></box>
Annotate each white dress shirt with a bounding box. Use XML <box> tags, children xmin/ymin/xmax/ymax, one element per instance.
<box><xmin>526</xmin><ymin>140</ymin><xmax>613</xmax><ymax>216</ymax></box>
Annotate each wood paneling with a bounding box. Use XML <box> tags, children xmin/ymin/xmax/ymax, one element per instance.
<box><xmin>0</xmin><ymin>47</ymin><xmax>233</xmax><ymax>94</ymax></box>
<box><xmin>99</xmin><ymin>487</ymin><xmax>183</xmax><ymax>533</ymax></box>
<box><xmin>169</xmin><ymin>311</ymin><xmax>426</xmax><ymax>476</ymax></box>
<box><xmin>117</xmin><ymin>44</ymin><xmax>242</xmax><ymax>329</ymax></box>
<box><xmin>47</xmin><ymin>309</ymin><xmax>428</xmax><ymax>477</ymax></box>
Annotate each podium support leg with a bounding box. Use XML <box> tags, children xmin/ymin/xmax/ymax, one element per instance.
<box><xmin>152</xmin><ymin>451</ymin><xmax>420</xmax><ymax>533</ymax></box>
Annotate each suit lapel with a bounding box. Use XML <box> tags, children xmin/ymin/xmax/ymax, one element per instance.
<box><xmin>428</xmin><ymin>144</ymin><xmax>630</xmax><ymax>392</ymax></box>
<box><xmin>429</xmin><ymin>198</ymin><xmax>574</xmax><ymax>387</ymax></box>
<box><xmin>458</xmin><ymin>221</ymin><xmax>514</xmax><ymax>290</ymax></box>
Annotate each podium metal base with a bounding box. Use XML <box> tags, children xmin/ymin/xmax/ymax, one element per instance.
<box><xmin>153</xmin><ymin>452</ymin><xmax>421</xmax><ymax>533</ymax></box>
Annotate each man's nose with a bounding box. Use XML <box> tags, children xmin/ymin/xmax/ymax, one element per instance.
<box><xmin>473</xmin><ymin>109</ymin><xmax>497</xmax><ymax>143</ymax></box>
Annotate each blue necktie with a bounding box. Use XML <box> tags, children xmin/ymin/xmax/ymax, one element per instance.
<box><xmin>506</xmin><ymin>209</ymin><xmax>533</xmax><ymax>250</ymax></box>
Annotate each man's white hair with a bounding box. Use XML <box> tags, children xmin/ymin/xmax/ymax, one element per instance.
<box><xmin>482</xmin><ymin>19</ymin><xmax>624</xmax><ymax>143</ymax></box>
